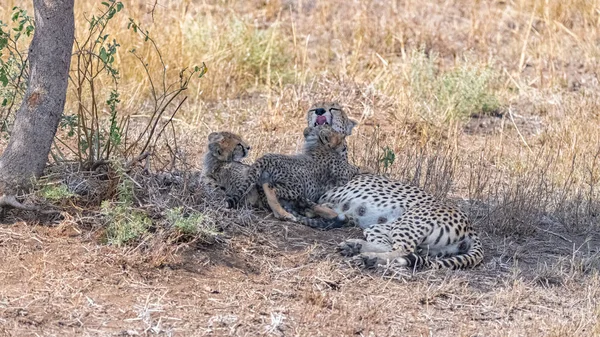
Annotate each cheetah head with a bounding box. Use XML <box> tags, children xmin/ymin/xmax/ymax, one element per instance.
<box><xmin>307</xmin><ymin>102</ymin><xmax>357</xmax><ymax>136</ymax></box>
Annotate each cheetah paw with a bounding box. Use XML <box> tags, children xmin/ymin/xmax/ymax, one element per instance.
<box><xmin>282</xmin><ymin>214</ymin><xmax>298</xmax><ymax>222</ymax></box>
<box><xmin>345</xmin><ymin>215</ymin><xmax>359</xmax><ymax>227</ymax></box>
<box><xmin>337</xmin><ymin>239</ymin><xmax>363</xmax><ymax>257</ymax></box>
<box><xmin>359</xmin><ymin>252</ymin><xmax>387</xmax><ymax>269</ymax></box>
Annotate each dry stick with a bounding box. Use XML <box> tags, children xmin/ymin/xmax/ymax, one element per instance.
<box><xmin>153</xmin><ymin>97</ymin><xmax>187</xmax><ymax>149</ymax></box>
<box><xmin>125</xmin><ymin>152</ymin><xmax>151</xmax><ymax>170</ymax></box>
<box><xmin>533</xmin><ymin>226</ymin><xmax>573</xmax><ymax>243</ymax></box>
<box><xmin>508</xmin><ymin>107</ymin><xmax>533</xmax><ymax>154</ymax></box>
<box><xmin>518</xmin><ymin>4</ymin><xmax>536</xmax><ymax>76</ymax></box>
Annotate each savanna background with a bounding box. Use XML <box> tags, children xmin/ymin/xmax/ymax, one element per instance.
<box><xmin>1</xmin><ymin>0</ymin><xmax>600</xmax><ymax>335</ymax></box>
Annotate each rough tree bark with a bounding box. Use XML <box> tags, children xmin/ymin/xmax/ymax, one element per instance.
<box><xmin>0</xmin><ymin>0</ymin><xmax>74</xmax><ymax>207</ymax></box>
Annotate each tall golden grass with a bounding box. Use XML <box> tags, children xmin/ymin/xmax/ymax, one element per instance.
<box><xmin>2</xmin><ymin>0</ymin><xmax>600</xmax><ymax>234</ymax></box>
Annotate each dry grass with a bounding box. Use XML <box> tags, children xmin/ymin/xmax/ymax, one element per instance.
<box><xmin>1</xmin><ymin>0</ymin><xmax>600</xmax><ymax>335</ymax></box>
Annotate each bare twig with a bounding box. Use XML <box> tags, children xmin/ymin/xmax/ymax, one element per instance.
<box><xmin>534</xmin><ymin>225</ymin><xmax>573</xmax><ymax>244</ymax></box>
<box><xmin>125</xmin><ymin>152</ymin><xmax>152</xmax><ymax>170</ymax></box>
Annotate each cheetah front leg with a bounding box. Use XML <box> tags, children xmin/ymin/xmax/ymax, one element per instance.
<box><xmin>338</xmin><ymin>224</ymin><xmax>393</xmax><ymax>257</ymax></box>
<box><xmin>338</xmin><ymin>239</ymin><xmax>393</xmax><ymax>256</ymax></box>
<box><xmin>359</xmin><ymin>219</ymin><xmax>429</xmax><ymax>268</ymax></box>
<box><xmin>262</xmin><ymin>183</ymin><xmax>297</xmax><ymax>222</ymax></box>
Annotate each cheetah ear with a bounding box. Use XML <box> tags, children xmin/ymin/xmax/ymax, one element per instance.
<box><xmin>302</xmin><ymin>127</ymin><xmax>312</xmax><ymax>138</ymax></box>
<box><xmin>346</xmin><ymin>119</ymin><xmax>358</xmax><ymax>135</ymax></box>
<box><xmin>208</xmin><ymin>132</ymin><xmax>224</xmax><ymax>143</ymax></box>
<box><xmin>208</xmin><ymin>142</ymin><xmax>222</xmax><ymax>156</ymax></box>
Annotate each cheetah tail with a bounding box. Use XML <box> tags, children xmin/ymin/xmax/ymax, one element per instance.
<box><xmin>283</xmin><ymin>204</ymin><xmax>348</xmax><ymax>230</ymax></box>
<box><xmin>403</xmin><ymin>233</ymin><xmax>484</xmax><ymax>270</ymax></box>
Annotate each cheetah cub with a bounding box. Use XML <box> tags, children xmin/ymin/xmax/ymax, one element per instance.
<box><xmin>202</xmin><ymin>131</ymin><xmax>264</xmax><ymax>208</ymax></box>
<box><xmin>236</xmin><ymin>125</ymin><xmax>360</xmax><ymax>228</ymax></box>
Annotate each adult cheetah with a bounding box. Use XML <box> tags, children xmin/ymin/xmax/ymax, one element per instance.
<box><xmin>303</xmin><ymin>103</ymin><xmax>484</xmax><ymax>269</ymax></box>
<box><xmin>322</xmin><ymin>174</ymin><xmax>484</xmax><ymax>270</ymax></box>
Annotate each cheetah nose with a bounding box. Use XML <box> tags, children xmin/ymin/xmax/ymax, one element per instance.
<box><xmin>315</xmin><ymin>108</ymin><xmax>326</xmax><ymax>115</ymax></box>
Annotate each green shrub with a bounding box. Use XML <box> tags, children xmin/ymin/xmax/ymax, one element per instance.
<box><xmin>165</xmin><ymin>207</ymin><xmax>219</xmax><ymax>240</ymax></box>
<box><xmin>102</xmin><ymin>201</ymin><xmax>150</xmax><ymax>246</ymax></box>
<box><xmin>38</xmin><ymin>183</ymin><xmax>77</xmax><ymax>202</ymax></box>
<box><xmin>409</xmin><ymin>50</ymin><xmax>500</xmax><ymax>122</ymax></box>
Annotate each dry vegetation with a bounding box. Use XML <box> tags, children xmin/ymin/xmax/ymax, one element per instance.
<box><xmin>1</xmin><ymin>0</ymin><xmax>600</xmax><ymax>335</ymax></box>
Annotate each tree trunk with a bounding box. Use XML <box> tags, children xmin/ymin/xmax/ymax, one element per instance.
<box><xmin>0</xmin><ymin>0</ymin><xmax>74</xmax><ymax>195</ymax></box>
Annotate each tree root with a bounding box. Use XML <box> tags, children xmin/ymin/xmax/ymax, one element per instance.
<box><xmin>0</xmin><ymin>194</ymin><xmax>60</xmax><ymax>214</ymax></box>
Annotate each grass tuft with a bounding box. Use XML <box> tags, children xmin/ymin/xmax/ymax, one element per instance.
<box><xmin>410</xmin><ymin>50</ymin><xmax>500</xmax><ymax>122</ymax></box>
<box><xmin>165</xmin><ymin>206</ymin><xmax>219</xmax><ymax>241</ymax></box>
<box><xmin>102</xmin><ymin>201</ymin><xmax>150</xmax><ymax>246</ymax></box>
<box><xmin>38</xmin><ymin>183</ymin><xmax>77</xmax><ymax>202</ymax></box>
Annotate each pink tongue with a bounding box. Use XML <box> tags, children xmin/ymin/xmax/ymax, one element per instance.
<box><xmin>316</xmin><ymin>116</ymin><xmax>327</xmax><ymax>125</ymax></box>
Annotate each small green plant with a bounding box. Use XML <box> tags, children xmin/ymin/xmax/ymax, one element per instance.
<box><xmin>436</xmin><ymin>64</ymin><xmax>499</xmax><ymax>120</ymax></box>
<box><xmin>102</xmin><ymin>201</ymin><xmax>150</xmax><ymax>246</ymax></box>
<box><xmin>113</xmin><ymin>163</ymin><xmax>135</xmax><ymax>205</ymax></box>
<box><xmin>57</xmin><ymin>0</ymin><xmax>124</xmax><ymax>166</ymax></box>
<box><xmin>100</xmin><ymin>163</ymin><xmax>150</xmax><ymax>246</ymax></box>
<box><xmin>165</xmin><ymin>207</ymin><xmax>219</xmax><ymax>240</ymax></box>
<box><xmin>39</xmin><ymin>183</ymin><xmax>77</xmax><ymax>202</ymax></box>
<box><xmin>379</xmin><ymin>146</ymin><xmax>396</xmax><ymax>172</ymax></box>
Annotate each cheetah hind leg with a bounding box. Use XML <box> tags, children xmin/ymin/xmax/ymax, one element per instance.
<box><xmin>302</xmin><ymin>200</ymin><xmax>346</xmax><ymax>224</ymax></box>
<box><xmin>283</xmin><ymin>202</ymin><xmax>348</xmax><ymax>230</ymax></box>
<box><xmin>338</xmin><ymin>238</ymin><xmax>393</xmax><ymax>256</ymax></box>
<box><xmin>262</xmin><ymin>183</ymin><xmax>297</xmax><ymax>222</ymax></box>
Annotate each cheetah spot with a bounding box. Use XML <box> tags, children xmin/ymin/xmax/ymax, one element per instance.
<box><xmin>342</xmin><ymin>202</ymin><xmax>350</xmax><ymax>212</ymax></box>
<box><xmin>357</xmin><ymin>205</ymin><xmax>367</xmax><ymax>216</ymax></box>
<box><xmin>377</xmin><ymin>216</ymin><xmax>387</xmax><ymax>224</ymax></box>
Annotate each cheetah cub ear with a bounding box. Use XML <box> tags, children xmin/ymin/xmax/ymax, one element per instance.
<box><xmin>346</xmin><ymin>119</ymin><xmax>358</xmax><ymax>135</ymax></box>
<box><xmin>208</xmin><ymin>132</ymin><xmax>224</xmax><ymax>143</ymax></box>
<box><xmin>208</xmin><ymin>142</ymin><xmax>223</xmax><ymax>157</ymax></box>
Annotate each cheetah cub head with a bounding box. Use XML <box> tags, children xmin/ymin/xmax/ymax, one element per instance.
<box><xmin>302</xmin><ymin>125</ymin><xmax>347</xmax><ymax>154</ymax></box>
<box><xmin>207</xmin><ymin>131</ymin><xmax>251</xmax><ymax>162</ymax></box>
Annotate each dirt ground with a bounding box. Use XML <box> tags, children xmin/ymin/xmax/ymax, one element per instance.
<box><xmin>1</xmin><ymin>207</ymin><xmax>599</xmax><ymax>336</ymax></box>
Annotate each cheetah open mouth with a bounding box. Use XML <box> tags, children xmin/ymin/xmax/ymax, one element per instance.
<box><xmin>315</xmin><ymin>115</ymin><xmax>328</xmax><ymax>126</ymax></box>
